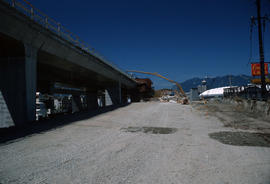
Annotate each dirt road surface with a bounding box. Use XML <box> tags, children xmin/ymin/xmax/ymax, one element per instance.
<box><xmin>0</xmin><ymin>102</ymin><xmax>270</xmax><ymax>184</ymax></box>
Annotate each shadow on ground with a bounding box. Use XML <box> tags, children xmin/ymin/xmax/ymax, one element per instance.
<box><xmin>0</xmin><ymin>104</ymin><xmax>130</xmax><ymax>145</ymax></box>
<box><xmin>209</xmin><ymin>131</ymin><xmax>270</xmax><ymax>147</ymax></box>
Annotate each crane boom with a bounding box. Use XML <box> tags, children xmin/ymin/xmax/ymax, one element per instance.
<box><xmin>127</xmin><ymin>70</ymin><xmax>187</xmax><ymax>97</ymax></box>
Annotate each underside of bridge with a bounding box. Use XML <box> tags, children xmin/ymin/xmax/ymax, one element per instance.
<box><xmin>0</xmin><ymin>33</ymin><xmax>132</xmax><ymax>127</ymax></box>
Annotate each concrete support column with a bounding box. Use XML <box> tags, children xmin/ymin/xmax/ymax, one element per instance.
<box><xmin>24</xmin><ymin>44</ymin><xmax>37</xmax><ymax>122</ymax></box>
<box><xmin>73</xmin><ymin>95</ymin><xmax>83</xmax><ymax>111</ymax></box>
<box><xmin>119</xmin><ymin>80</ymin><xmax>122</xmax><ymax>104</ymax></box>
<box><xmin>0</xmin><ymin>44</ymin><xmax>37</xmax><ymax>126</ymax></box>
<box><xmin>121</xmin><ymin>88</ymin><xmax>128</xmax><ymax>104</ymax></box>
<box><xmin>86</xmin><ymin>91</ymin><xmax>98</xmax><ymax>110</ymax></box>
<box><xmin>107</xmin><ymin>83</ymin><xmax>122</xmax><ymax>106</ymax></box>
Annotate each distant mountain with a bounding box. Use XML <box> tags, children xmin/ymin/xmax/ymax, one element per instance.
<box><xmin>173</xmin><ymin>75</ymin><xmax>252</xmax><ymax>92</ymax></box>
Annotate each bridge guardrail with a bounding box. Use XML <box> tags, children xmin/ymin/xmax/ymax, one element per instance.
<box><xmin>2</xmin><ymin>0</ymin><xmax>134</xmax><ymax>80</ymax></box>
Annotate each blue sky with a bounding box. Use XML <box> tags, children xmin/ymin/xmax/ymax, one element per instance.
<box><xmin>32</xmin><ymin>0</ymin><xmax>270</xmax><ymax>89</ymax></box>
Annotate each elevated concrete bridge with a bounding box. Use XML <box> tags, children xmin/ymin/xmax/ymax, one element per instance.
<box><xmin>0</xmin><ymin>0</ymin><xmax>137</xmax><ymax>126</ymax></box>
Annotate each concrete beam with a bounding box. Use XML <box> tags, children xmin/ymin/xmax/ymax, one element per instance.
<box><xmin>0</xmin><ymin>2</ymin><xmax>136</xmax><ymax>88</ymax></box>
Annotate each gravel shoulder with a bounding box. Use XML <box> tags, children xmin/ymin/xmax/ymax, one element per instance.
<box><xmin>193</xmin><ymin>101</ymin><xmax>270</xmax><ymax>133</ymax></box>
<box><xmin>0</xmin><ymin>102</ymin><xmax>270</xmax><ymax>184</ymax></box>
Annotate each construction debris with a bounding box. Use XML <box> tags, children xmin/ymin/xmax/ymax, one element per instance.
<box><xmin>128</xmin><ymin>70</ymin><xmax>188</xmax><ymax>104</ymax></box>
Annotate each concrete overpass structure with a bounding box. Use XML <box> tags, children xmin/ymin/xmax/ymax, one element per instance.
<box><xmin>0</xmin><ymin>0</ymin><xmax>137</xmax><ymax>127</ymax></box>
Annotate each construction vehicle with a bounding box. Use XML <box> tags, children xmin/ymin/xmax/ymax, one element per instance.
<box><xmin>127</xmin><ymin>70</ymin><xmax>188</xmax><ymax>104</ymax></box>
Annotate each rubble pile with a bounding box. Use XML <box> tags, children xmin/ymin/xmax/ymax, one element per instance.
<box><xmin>159</xmin><ymin>95</ymin><xmax>178</xmax><ymax>103</ymax></box>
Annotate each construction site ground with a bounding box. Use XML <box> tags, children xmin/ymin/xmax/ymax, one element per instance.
<box><xmin>0</xmin><ymin>102</ymin><xmax>270</xmax><ymax>184</ymax></box>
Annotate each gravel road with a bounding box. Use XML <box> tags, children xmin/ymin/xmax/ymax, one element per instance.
<box><xmin>0</xmin><ymin>102</ymin><xmax>270</xmax><ymax>184</ymax></box>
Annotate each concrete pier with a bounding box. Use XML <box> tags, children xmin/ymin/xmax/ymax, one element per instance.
<box><xmin>24</xmin><ymin>44</ymin><xmax>37</xmax><ymax>123</ymax></box>
<box><xmin>107</xmin><ymin>85</ymin><xmax>122</xmax><ymax>106</ymax></box>
<box><xmin>0</xmin><ymin>43</ymin><xmax>37</xmax><ymax>126</ymax></box>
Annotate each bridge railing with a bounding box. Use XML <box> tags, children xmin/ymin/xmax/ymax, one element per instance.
<box><xmin>2</xmin><ymin>0</ymin><xmax>133</xmax><ymax>79</ymax></box>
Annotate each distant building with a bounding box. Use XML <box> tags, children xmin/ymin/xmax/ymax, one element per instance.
<box><xmin>197</xmin><ymin>79</ymin><xmax>207</xmax><ymax>94</ymax></box>
<box><xmin>190</xmin><ymin>88</ymin><xmax>200</xmax><ymax>101</ymax></box>
<box><xmin>199</xmin><ymin>86</ymin><xmax>232</xmax><ymax>99</ymax></box>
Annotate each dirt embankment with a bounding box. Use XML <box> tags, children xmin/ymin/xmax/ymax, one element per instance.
<box><xmin>194</xmin><ymin>101</ymin><xmax>270</xmax><ymax>133</ymax></box>
<box><xmin>193</xmin><ymin>101</ymin><xmax>270</xmax><ymax>147</ymax></box>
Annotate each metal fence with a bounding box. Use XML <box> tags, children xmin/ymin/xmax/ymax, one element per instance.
<box><xmin>2</xmin><ymin>0</ymin><xmax>133</xmax><ymax>79</ymax></box>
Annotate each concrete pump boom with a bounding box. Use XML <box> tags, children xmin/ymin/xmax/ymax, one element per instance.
<box><xmin>127</xmin><ymin>70</ymin><xmax>187</xmax><ymax>98</ymax></box>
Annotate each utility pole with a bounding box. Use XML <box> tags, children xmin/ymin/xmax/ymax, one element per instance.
<box><xmin>256</xmin><ymin>0</ymin><xmax>267</xmax><ymax>100</ymax></box>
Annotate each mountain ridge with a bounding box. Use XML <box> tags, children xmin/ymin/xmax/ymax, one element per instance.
<box><xmin>173</xmin><ymin>75</ymin><xmax>252</xmax><ymax>92</ymax></box>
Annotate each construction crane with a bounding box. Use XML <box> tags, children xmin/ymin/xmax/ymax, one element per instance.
<box><xmin>127</xmin><ymin>70</ymin><xmax>188</xmax><ymax>104</ymax></box>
